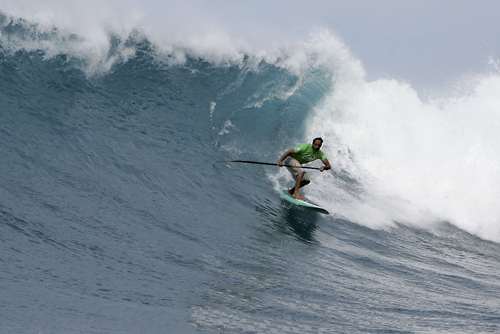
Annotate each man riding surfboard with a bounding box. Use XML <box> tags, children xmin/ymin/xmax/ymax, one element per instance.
<box><xmin>277</xmin><ymin>137</ymin><xmax>331</xmax><ymax>199</ymax></box>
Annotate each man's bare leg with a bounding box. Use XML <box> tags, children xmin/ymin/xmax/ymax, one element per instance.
<box><xmin>292</xmin><ymin>172</ymin><xmax>306</xmax><ymax>199</ymax></box>
<box><xmin>288</xmin><ymin>179</ymin><xmax>310</xmax><ymax>195</ymax></box>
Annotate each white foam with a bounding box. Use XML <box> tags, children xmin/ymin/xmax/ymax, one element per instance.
<box><xmin>307</xmin><ymin>53</ymin><xmax>500</xmax><ymax>242</ymax></box>
<box><xmin>1</xmin><ymin>1</ymin><xmax>144</xmax><ymax>74</ymax></box>
<box><xmin>0</xmin><ymin>1</ymin><xmax>252</xmax><ymax>72</ymax></box>
<box><xmin>0</xmin><ymin>3</ymin><xmax>360</xmax><ymax>76</ymax></box>
<box><xmin>218</xmin><ymin>120</ymin><xmax>236</xmax><ymax>136</ymax></box>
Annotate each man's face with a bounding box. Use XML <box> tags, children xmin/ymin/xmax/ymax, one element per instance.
<box><xmin>312</xmin><ymin>140</ymin><xmax>322</xmax><ymax>151</ymax></box>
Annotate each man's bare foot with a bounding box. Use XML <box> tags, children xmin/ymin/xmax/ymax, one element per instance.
<box><xmin>293</xmin><ymin>192</ymin><xmax>305</xmax><ymax>200</ymax></box>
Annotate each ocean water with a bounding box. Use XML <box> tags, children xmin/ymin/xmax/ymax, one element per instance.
<box><xmin>1</xmin><ymin>11</ymin><xmax>500</xmax><ymax>334</ymax></box>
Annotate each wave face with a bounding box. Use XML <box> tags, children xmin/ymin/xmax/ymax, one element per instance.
<box><xmin>1</xmin><ymin>12</ymin><xmax>500</xmax><ymax>334</ymax></box>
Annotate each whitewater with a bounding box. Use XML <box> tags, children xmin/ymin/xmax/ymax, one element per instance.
<box><xmin>1</xmin><ymin>5</ymin><xmax>499</xmax><ymax>334</ymax></box>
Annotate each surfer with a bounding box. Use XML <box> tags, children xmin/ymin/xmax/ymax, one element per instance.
<box><xmin>277</xmin><ymin>137</ymin><xmax>331</xmax><ymax>199</ymax></box>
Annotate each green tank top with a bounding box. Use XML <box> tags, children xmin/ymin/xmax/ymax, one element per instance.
<box><xmin>291</xmin><ymin>143</ymin><xmax>327</xmax><ymax>164</ymax></box>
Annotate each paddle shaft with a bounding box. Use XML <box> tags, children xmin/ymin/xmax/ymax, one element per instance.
<box><xmin>225</xmin><ymin>160</ymin><xmax>322</xmax><ymax>170</ymax></box>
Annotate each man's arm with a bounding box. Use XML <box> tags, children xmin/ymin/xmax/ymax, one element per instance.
<box><xmin>277</xmin><ymin>149</ymin><xmax>295</xmax><ymax>166</ymax></box>
<box><xmin>320</xmin><ymin>159</ymin><xmax>331</xmax><ymax>172</ymax></box>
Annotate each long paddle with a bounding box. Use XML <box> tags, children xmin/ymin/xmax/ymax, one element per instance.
<box><xmin>222</xmin><ymin>159</ymin><xmax>322</xmax><ymax>170</ymax></box>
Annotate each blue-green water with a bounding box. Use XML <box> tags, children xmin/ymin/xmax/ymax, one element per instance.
<box><xmin>1</xmin><ymin>13</ymin><xmax>499</xmax><ymax>334</ymax></box>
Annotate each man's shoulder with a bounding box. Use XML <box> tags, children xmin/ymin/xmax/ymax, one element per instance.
<box><xmin>298</xmin><ymin>143</ymin><xmax>311</xmax><ymax>149</ymax></box>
